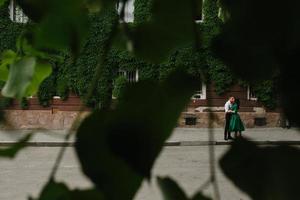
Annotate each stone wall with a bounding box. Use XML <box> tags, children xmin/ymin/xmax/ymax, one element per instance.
<box><xmin>0</xmin><ymin>109</ymin><xmax>282</xmax><ymax>130</ymax></box>
<box><xmin>1</xmin><ymin>110</ymin><xmax>89</xmax><ymax>130</ymax></box>
<box><xmin>178</xmin><ymin>111</ymin><xmax>282</xmax><ymax>128</ymax></box>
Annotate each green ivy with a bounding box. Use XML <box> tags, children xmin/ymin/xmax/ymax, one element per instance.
<box><xmin>200</xmin><ymin>0</ymin><xmax>235</xmax><ymax>95</ymax></box>
<box><xmin>112</xmin><ymin>75</ymin><xmax>127</xmax><ymax>100</ymax></box>
<box><xmin>0</xmin><ymin>81</ymin><xmax>13</xmax><ymax>109</ymax></box>
<box><xmin>71</xmin><ymin>9</ymin><xmax>118</xmax><ymax>109</ymax></box>
<box><xmin>160</xmin><ymin>47</ymin><xmax>206</xmax><ymax>81</ymax></box>
<box><xmin>207</xmin><ymin>56</ymin><xmax>234</xmax><ymax>95</ymax></box>
<box><xmin>0</xmin><ymin>0</ymin><xmax>278</xmax><ymax>109</ymax></box>
<box><xmin>253</xmin><ymin>80</ymin><xmax>278</xmax><ymax>109</ymax></box>
<box><xmin>37</xmin><ymin>70</ymin><xmax>57</xmax><ymax>107</ymax></box>
<box><xmin>0</xmin><ymin>2</ymin><xmax>25</xmax><ymax>53</ymax></box>
<box><xmin>20</xmin><ymin>97</ymin><xmax>29</xmax><ymax>109</ymax></box>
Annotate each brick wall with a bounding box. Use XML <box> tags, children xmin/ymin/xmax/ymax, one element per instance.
<box><xmin>1</xmin><ymin>84</ymin><xmax>282</xmax><ymax>129</ymax></box>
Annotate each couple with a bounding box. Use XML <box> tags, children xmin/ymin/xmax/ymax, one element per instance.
<box><xmin>224</xmin><ymin>96</ymin><xmax>245</xmax><ymax>140</ymax></box>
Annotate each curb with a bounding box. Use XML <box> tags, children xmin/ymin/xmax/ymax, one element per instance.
<box><xmin>0</xmin><ymin>142</ymin><xmax>75</xmax><ymax>147</ymax></box>
<box><xmin>1</xmin><ymin>140</ymin><xmax>300</xmax><ymax>147</ymax></box>
<box><xmin>166</xmin><ymin>140</ymin><xmax>300</xmax><ymax>146</ymax></box>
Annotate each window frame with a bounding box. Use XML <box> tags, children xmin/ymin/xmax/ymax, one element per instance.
<box><xmin>9</xmin><ymin>0</ymin><xmax>28</xmax><ymax>23</ymax></box>
<box><xmin>117</xmin><ymin>0</ymin><xmax>135</xmax><ymax>23</ymax></box>
<box><xmin>117</xmin><ymin>69</ymin><xmax>139</xmax><ymax>83</ymax></box>
<box><xmin>195</xmin><ymin>0</ymin><xmax>204</xmax><ymax>23</ymax></box>
<box><xmin>247</xmin><ymin>85</ymin><xmax>258</xmax><ymax>101</ymax></box>
<box><xmin>191</xmin><ymin>81</ymin><xmax>207</xmax><ymax>100</ymax></box>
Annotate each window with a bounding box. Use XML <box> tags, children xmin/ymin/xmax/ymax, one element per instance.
<box><xmin>9</xmin><ymin>0</ymin><xmax>28</xmax><ymax>23</ymax></box>
<box><xmin>112</xmin><ymin>69</ymin><xmax>138</xmax><ymax>99</ymax></box>
<box><xmin>195</xmin><ymin>0</ymin><xmax>204</xmax><ymax>22</ymax></box>
<box><xmin>117</xmin><ymin>0</ymin><xmax>134</xmax><ymax>23</ymax></box>
<box><xmin>247</xmin><ymin>85</ymin><xmax>257</xmax><ymax>101</ymax></box>
<box><xmin>118</xmin><ymin>69</ymin><xmax>139</xmax><ymax>83</ymax></box>
<box><xmin>192</xmin><ymin>82</ymin><xmax>206</xmax><ymax>100</ymax></box>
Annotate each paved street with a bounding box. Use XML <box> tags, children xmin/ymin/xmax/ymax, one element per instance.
<box><xmin>0</xmin><ymin>128</ymin><xmax>299</xmax><ymax>200</ymax></box>
<box><xmin>0</xmin><ymin>127</ymin><xmax>299</xmax><ymax>145</ymax></box>
<box><xmin>0</xmin><ymin>146</ymin><xmax>249</xmax><ymax>200</ymax></box>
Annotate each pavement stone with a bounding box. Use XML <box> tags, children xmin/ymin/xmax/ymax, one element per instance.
<box><xmin>169</xmin><ymin>127</ymin><xmax>300</xmax><ymax>142</ymax></box>
<box><xmin>0</xmin><ymin>127</ymin><xmax>299</xmax><ymax>146</ymax></box>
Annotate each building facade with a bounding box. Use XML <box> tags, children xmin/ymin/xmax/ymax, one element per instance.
<box><xmin>1</xmin><ymin>0</ymin><xmax>283</xmax><ymax>129</ymax></box>
<box><xmin>2</xmin><ymin>83</ymin><xmax>282</xmax><ymax>129</ymax></box>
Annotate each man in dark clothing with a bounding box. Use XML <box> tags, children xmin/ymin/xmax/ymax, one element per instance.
<box><xmin>224</xmin><ymin>96</ymin><xmax>235</xmax><ymax>140</ymax></box>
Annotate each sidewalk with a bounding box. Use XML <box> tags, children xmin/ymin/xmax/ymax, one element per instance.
<box><xmin>168</xmin><ymin>127</ymin><xmax>300</xmax><ymax>145</ymax></box>
<box><xmin>0</xmin><ymin>128</ymin><xmax>299</xmax><ymax>146</ymax></box>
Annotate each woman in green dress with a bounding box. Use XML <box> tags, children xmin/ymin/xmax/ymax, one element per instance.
<box><xmin>229</xmin><ymin>98</ymin><xmax>245</xmax><ymax>137</ymax></box>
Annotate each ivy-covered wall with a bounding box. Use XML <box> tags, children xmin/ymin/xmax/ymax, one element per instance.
<box><xmin>0</xmin><ymin>3</ymin><xmax>26</xmax><ymax>108</ymax></box>
<box><xmin>134</xmin><ymin>0</ymin><xmax>153</xmax><ymax>24</ymax></box>
<box><xmin>0</xmin><ymin>3</ymin><xmax>25</xmax><ymax>53</ymax></box>
<box><xmin>0</xmin><ymin>0</ymin><xmax>278</xmax><ymax>109</ymax></box>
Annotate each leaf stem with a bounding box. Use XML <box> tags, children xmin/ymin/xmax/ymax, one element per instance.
<box><xmin>191</xmin><ymin>0</ymin><xmax>221</xmax><ymax>199</ymax></box>
<box><xmin>48</xmin><ymin>13</ymin><xmax>120</xmax><ymax>180</ymax></box>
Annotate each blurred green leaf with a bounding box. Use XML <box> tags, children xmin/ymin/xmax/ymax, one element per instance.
<box><xmin>16</xmin><ymin>0</ymin><xmax>49</xmax><ymax>22</ymax></box>
<box><xmin>34</xmin><ymin>10</ymin><xmax>88</xmax><ymax>56</ymax></box>
<box><xmin>30</xmin><ymin>180</ymin><xmax>70</xmax><ymax>200</ymax></box>
<box><xmin>0</xmin><ymin>0</ymin><xmax>8</xmax><ymax>7</ymax></box>
<box><xmin>131</xmin><ymin>0</ymin><xmax>195</xmax><ymax>62</ymax></box>
<box><xmin>17</xmin><ymin>0</ymin><xmax>89</xmax><ymax>56</ymax></box>
<box><xmin>157</xmin><ymin>177</ymin><xmax>188</xmax><ymax>200</ymax></box>
<box><xmin>0</xmin><ymin>96</ymin><xmax>13</xmax><ymax>124</ymax></box>
<box><xmin>214</xmin><ymin>0</ymin><xmax>300</xmax><ymax>125</ymax></box>
<box><xmin>213</xmin><ymin>0</ymin><xmax>289</xmax><ymax>80</ymax></box>
<box><xmin>0</xmin><ymin>110</ymin><xmax>4</xmax><ymax>123</ymax></box>
<box><xmin>0</xmin><ymin>134</ymin><xmax>31</xmax><ymax>158</ymax></box>
<box><xmin>76</xmin><ymin>71</ymin><xmax>199</xmax><ymax>200</ymax></box>
<box><xmin>0</xmin><ymin>64</ymin><xmax>9</xmax><ymax>81</ymax></box>
<box><xmin>280</xmin><ymin>66</ymin><xmax>300</xmax><ymax>126</ymax></box>
<box><xmin>84</xmin><ymin>0</ymin><xmax>117</xmax><ymax>12</ymax></box>
<box><xmin>191</xmin><ymin>191</ymin><xmax>212</xmax><ymax>200</ymax></box>
<box><xmin>1</xmin><ymin>57</ymin><xmax>36</xmax><ymax>99</ymax></box>
<box><xmin>1</xmin><ymin>56</ymin><xmax>52</xmax><ymax>99</ymax></box>
<box><xmin>17</xmin><ymin>36</ymin><xmax>62</xmax><ymax>61</ymax></box>
<box><xmin>70</xmin><ymin>188</ymin><xmax>105</xmax><ymax>200</ymax></box>
<box><xmin>25</xmin><ymin>60</ymin><xmax>52</xmax><ymax>96</ymax></box>
<box><xmin>0</xmin><ymin>50</ymin><xmax>18</xmax><ymax>81</ymax></box>
<box><xmin>220</xmin><ymin>137</ymin><xmax>300</xmax><ymax>199</ymax></box>
<box><xmin>112</xmin><ymin>25</ymin><xmax>132</xmax><ymax>51</ymax></box>
<box><xmin>157</xmin><ymin>177</ymin><xmax>212</xmax><ymax>200</ymax></box>
<box><xmin>30</xmin><ymin>179</ymin><xmax>104</xmax><ymax>200</ymax></box>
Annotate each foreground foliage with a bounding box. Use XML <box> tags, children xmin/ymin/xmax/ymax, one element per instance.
<box><xmin>0</xmin><ymin>0</ymin><xmax>300</xmax><ymax>199</ymax></box>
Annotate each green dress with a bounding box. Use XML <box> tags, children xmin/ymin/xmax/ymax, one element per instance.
<box><xmin>229</xmin><ymin>103</ymin><xmax>245</xmax><ymax>132</ymax></box>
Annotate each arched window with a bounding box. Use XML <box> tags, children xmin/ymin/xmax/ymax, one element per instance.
<box><xmin>118</xmin><ymin>69</ymin><xmax>139</xmax><ymax>83</ymax></box>
<box><xmin>117</xmin><ymin>0</ymin><xmax>134</xmax><ymax>22</ymax></box>
<box><xmin>9</xmin><ymin>0</ymin><xmax>28</xmax><ymax>23</ymax></box>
